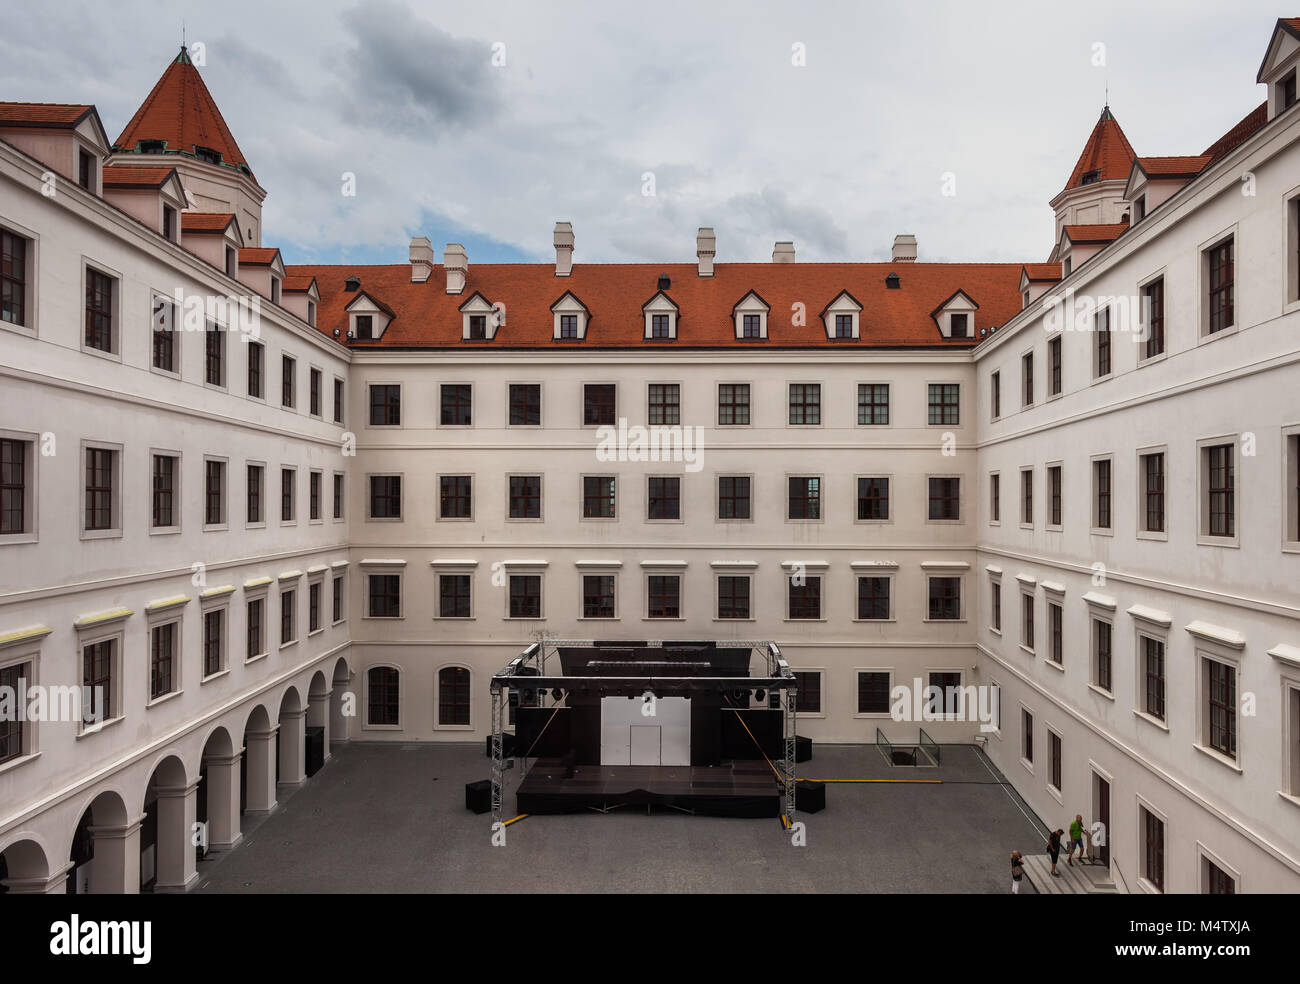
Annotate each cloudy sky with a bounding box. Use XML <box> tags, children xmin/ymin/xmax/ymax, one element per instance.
<box><xmin>0</xmin><ymin>1</ymin><xmax>1287</xmax><ymax>266</ymax></box>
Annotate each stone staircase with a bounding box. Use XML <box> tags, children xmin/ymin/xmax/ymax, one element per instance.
<box><xmin>1021</xmin><ymin>854</ymin><xmax>1120</xmax><ymax>894</ymax></box>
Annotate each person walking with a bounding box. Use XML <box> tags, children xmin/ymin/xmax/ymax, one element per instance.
<box><xmin>1047</xmin><ymin>828</ymin><xmax>1064</xmax><ymax>876</ymax></box>
<box><xmin>1068</xmin><ymin>814</ymin><xmax>1085</xmax><ymax>865</ymax></box>
<box><xmin>1010</xmin><ymin>850</ymin><xmax>1025</xmax><ymax>893</ymax></box>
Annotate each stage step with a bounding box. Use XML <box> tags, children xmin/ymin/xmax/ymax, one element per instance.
<box><xmin>1022</xmin><ymin>854</ymin><xmax>1118</xmax><ymax>894</ymax></box>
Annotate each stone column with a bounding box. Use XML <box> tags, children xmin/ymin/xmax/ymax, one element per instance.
<box><xmin>278</xmin><ymin>708</ymin><xmax>306</xmax><ymax>788</ymax></box>
<box><xmin>153</xmin><ymin>778</ymin><xmax>199</xmax><ymax>893</ymax></box>
<box><xmin>86</xmin><ymin>817</ymin><xmax>142</xmax><ymax>894</ymax></box>
<box><xmin>2</xmin><ymin>859</ymin><xmax>73</xmax><ymax>894</ymax></box>
<box><xmin>244</xmin><ymin>726</ymin><xmax>278</xmax><ymax>815</ymax></box>
<box><xmin>309</xmin><ymin>688</ymin><xmax>332</xmax><ymax>763</ymax></box>
<box><xmin>203</xmin><ymin>751</ymin><xmax>243</xmax><ymax>852</ymax></box>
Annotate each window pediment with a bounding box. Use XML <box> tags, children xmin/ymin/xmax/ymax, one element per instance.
<box><xmin>550</xmin><ymin>290</ymin><xmax>590</xmax><ymax>340</ymax></box>
<box><xmin>820</xmin><ymin>289</ymin><xmax>863</xmax><ymax>339</ymax></box>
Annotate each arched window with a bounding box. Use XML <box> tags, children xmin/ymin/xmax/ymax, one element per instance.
<box><xmin>367</xmin><ymin>666</ymin><xmax>399</xmax><ymax>726</ymax></box>
<box><xmin>438</xmin><ymin>667</ymin><xmax>471</xmax><ymax>727</ymax></box>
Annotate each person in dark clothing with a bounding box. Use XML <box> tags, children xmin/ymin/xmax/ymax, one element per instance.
<box><xmin>1010</xmin><ymin>850</ymin><xmax>1025</xmax><ymax>894</ymax></box>
<box><xmin>1047</xmin><ymin>829</ymin><xmax>1064</xmax><ymax>876</ymax></box>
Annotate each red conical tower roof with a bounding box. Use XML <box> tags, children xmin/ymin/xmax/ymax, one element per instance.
<box><xmin>1061</xmin><ymin>106</ymin><xmax>1136</xmax><ymax>192</ymax></box>
<box><xmin>114</xmin><ymin>46</ymin><xmax>255</xmax><ymax>180</ymax></box>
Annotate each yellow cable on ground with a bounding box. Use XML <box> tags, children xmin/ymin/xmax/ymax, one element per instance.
<box><xmin>503</xmin><ymin>814</ymin><xmax>529</xmax><ymax>826</ymax></box>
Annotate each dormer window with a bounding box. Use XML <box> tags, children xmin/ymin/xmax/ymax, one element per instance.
<box><xmin>1063</xmin><ymin>257</ymin><xmax>1073</xmax><ymax>276</ymax></box>
<box><xmin>468</xmin><ymin>315</ymin><xmax>487</xmax><ymax>339</ymax></box>
<box><xmin>195</xmin><ymin>146</ymin><xmax>222</xmax><ymax>165</ymax></box>
<box><xmin>1133</xmin><ymin>196</ymin><xmax>1147</xmax><ymax>223</ymax></box>
<box><xmin>78</xmin><ymin>150</ymin><xmax>95</xmax><ymax>192</ymax></box>
<box><xmin>459</xmin><ymin>292</ymin><xmax>500</xmax><ymax>341</ymax></box>
<box><xmin>733</xmin><ymin>291</ymin><xmax>770</xmax><ymax>340</ymax></box>
<box><xmin>162</xmin><ymin>205</ymin><xmax>176</xmax><ymax>242</ymax></box>
<box><xmin>224</xmin><ymin>246</ymin><xmax>236</xmax><ymax>278</ymax></box>
<box><xmin>307</xmin><ymin>300</ymin><xmax>317</xmax><ymax>328</ymax></box>
<box><xmin>652</xmin><ymin>314</ymin><xmax>670</xmax><ymax>338</ymax></box>
<box><xmin>821</xmin><ymin>290</ymin><xmax>862</xmax><ymax>340</ymax></box>
<box><xmin>1284</xmin><ymin>70</ymin><xmax>1297</xmax><ymax>110</ymax></box>
<box><xmin>551</xmin><ymin>291</ymin><xmax>590</xmax><ymax>341</ymax></box>
<box><xmin>642</xmin><ymin>291</ymin><xmax>679</xmax><ymax>340</ymax></box>
<box><xmin>951</xmin><ymin>314</ymin><xmax>969</xmax><ymax>338</ymax></box>
<box><xmin>1079</xmin><ymin>169</ymin><xmax>1100</xmax><ymax>186</ymax></box>
<box><xmin>930</xmin><ymin>289</ymin><xmax>978</xmax><ymax>340</ymax></box>
<box><xmin>743</xmin><ymin>315</ymin><xmax>761</xmax><ymax>337</ymax></box>
<box><xmin>355</xmin><ymin>315</ymin><xmax>374</xmax><ymax>340</ymax></box>
<box><xmin>835</xmin><ymin>315</ymin><xmax>852</xmax><ymax>338</ymax></box>
<box><xmin>885</xmin><ymin>273</ymin><xmax>900</xmax><ymax>289</ymax></box>
<box><xmin>271</xmin><ymin>276</ymin><xmax>282</xmax><ymax>305</ymax></box>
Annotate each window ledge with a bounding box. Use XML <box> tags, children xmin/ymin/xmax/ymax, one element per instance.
<box><xmin>1193</xmin><ymin>743</ymin><xmax>1243</xmax><ymax>774</ymax></box>
<box><xmin>1019</xmin><ymin>758</ymin><xmax>1034</xmax><ymax>776</ymax></box>
<box><xmin>201</xmin><ymin>668</ymin><xmax>231</xmax><ymax>685</ymax></box>
<box><xmin>1277</xmin><ymin>790</ymin><xmax>1300</xmax><ymax>811</ymax></box>
<box><xmin>149</xmin><ymin>527</ymin><xmax>181</xmax><ymax>537</ymax></box>
<box><xmin>77</xmin><ymin>715</ymin><xmax>125</xmax><ymax>739</ymax></box>
<box><xmin>1136</xmin><ymin>530</ymin><xmax>1169</xmax><ymax>542</ymax></box>
<box><xmin>80</xmin><ymin>529</ymin><xmax>123</xmax><ymax>542</ymax></box>
<box><xmin>245</xmin><ymin>652</ymin><xmax>268</xmax><ymax>665</ymax></box>
<box><xmin>1019</xmin><ymin>646</ymin><xmax>1035</xmax><ymax>658</ymax></box>
<box><xmin>146</xmin><ymin>690</ymin><xmax>183</xmax><ymax>709</ymax></box>
<box><xmin>1196</xmin><ymin>535</ymin><xmax>1240</xmax><ymax>549</ymax></box>
<box><xmin>1046</xmin><ymin>784</ymin><xmax>1063</xmax><ymax>805</ymax></box>
<box><xmin>1087</xmin><ymin>684</ymin><xmax>1115</xmax><ymax>702</ymax></box>
<box><xmin>1043</xmin><ymin>658</ymin><xmax>1065</xmax><ymax>674</ymax></box>
<box><xmin>1133</xmin><ymin>709</ymin><xmax>1169</xmax><ymax>733</ymax></box>
<box><xmin>0</xmin><ymin>750</ymin><xmax>40</xmax><ymax>776</ymax></box>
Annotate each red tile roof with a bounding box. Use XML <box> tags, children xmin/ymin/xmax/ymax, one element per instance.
<box><xmin>237</xmin><ymin>247</ymin><xmax>281</xmax><ymax>265</ymax></box>
<box><xmin>282</xmin><ymin>275</ymin><xmax>317</xmax><ymax>293</ymax></box>
<box><xmin>113</xmin><ymin>47</ymin><xmax>255</xmax><ymax>180</ymax></box>
<box><xmin>284</xmin><ymin>261</ymin><xmax>1029</xmax><ymax>349</ymax></box>
<box><xmin>1135</xmin><ymin>155</ymin><xmax>1212</xmax><ymax>177</ymax></box>
<box><xmin>1062</xmin><ymin>107</ymin><xmax>1137</xmax><ymax>192</ymax></box>
<box><xmin>1021</xmin><ymin>263</ymin><xmax>1062</xmax><ymax>282</ymax></box>
<box><xmin>102</xmin><ymin>164</ymin><xmax>177</xmax><ymax>188</ymax></box>
<box><xmin>1062</xmin><ymin>221</ymin><xmax>1129</xmax><ymax>246</ymax></box>
<box><xmin>0</xmin><ymin>102</ymin><xmax>96</xmax><ymax>128</ymax></box>
<box><xmin>181</xmin><ymin>211</ymin><xmax>236</xmax><ymax>234</ymax></box>
<box><xmin>1201</xmin><ymin>102</ymin><xmax>1268</xmax><ymax>165</ymax></box>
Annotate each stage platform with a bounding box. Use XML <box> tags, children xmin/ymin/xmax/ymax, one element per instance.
<box><xmin>516</xmin><ymin>759</ymin><xmax>781</xmax><ymax>818</ymax></box>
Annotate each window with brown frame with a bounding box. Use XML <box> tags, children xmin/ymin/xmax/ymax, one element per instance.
<box><xmin>1143</xmin><ymin>278</ymin><xmax>1164</xmax><ymax>358</ymax></box>
<box><xmin>308</xmin><ymin>581</ymin><xmax>321</xmax><ymax>633</ymax></box>
<box><xmin>205</xmin><ymin>323</ymin><xmax>225</xmax><ymax>386</ymax></box>
<box><xmin>1206</xmin><ymin>444</ymin><xmax>1235</xmax><ymax>537</ymax></box>
<box><xmin>1142</xmin><ymin>452</ymin><xmax>1165</xmax><ymax>533</ymax></box>
<box><xmin>1207</xmin><ymin>238</ymin><xmax>1234</xmax><ymax>334</ymax></box>
<box><xmin>0</xmin><ymin>438</ymin><xmax>30</xmax><ymax>534</ymax></box>
<box><xmin>152</xmin><ymin>454</ymin><xmax>177</xmax><ymax>529</ymax></box>
<box><xmin>440</xmin><ymin>383</ymin><xmax>472</xmax><ymax>425</ymax></box>
<box><xmin>281</xmin><ymin>355</ymin><xmax>295</xmax><ymax>407</ymax></box>
<box><xmin>440</xmin><ymin>574</ymin><xmax>472</xmax><ymax>618</ymax></box>
<box><xmin>648</xmin><ymin>383</ymin><xmax>680</xmax><ymax>425</ymax></box>
<box><xmin>438</xmin><ymin>667</ymin><xmax>471</xmax><ymax>726</ymax></box>
<box><xmin>467</xmin><ymin>314</ymin><xmax>487</xmax><ymax>340</ymax></box>
<box><xmin>152</xmin><ymin>297</ymin><xmax>175</xmax><ymax>371</ymax></box>
<box><xmin>82</xmin><ymin>639</ymin><xmax>114</xmax><ymax>722</ymax></box>
<box><xmin>858</xmin><ymin>576</ymin><xmax>890</xmax><ymax>620</ymax></box>
<box><xmin>150</xmin><ymin>623</ymin><xmax>176</xmax><ymax>700</ymax></box>
<box><xmin>788</xmin><ymin>576</ymin><xmax>821</xmax><ymax>619</ymax></box>
<box><xmin>1048</xmin><ymin>465</ymin><xmax>1062</xmax><ymax>526</ymax></box>
<box><xmin>949</xmin><ymin>313</ymin><xmax>969</xmax><ymax>338</ymax></box>
<box><xmin>280</xmin><ymin>468</ymin><xmax>295</xmax><ymax>522</ymax></box>
<box><xmin>582</xmin><ymin>575</ymin><xmax>615</xmax><ymax>619</ymax></box>
<box><xmin>559</xmin><ymin>314</ymin><xmax>578</xmax><ymax>339</ymax></box>
<box><xmin>509</xmin><ymin>383</ymin><xmax>541</xmax><ymax>426</ymax></box>
<box><xmin>246</xmin><ymin>599</ymin><xmax>264</xmax><ymax>659</ymax></box>
<box><xmin>1022</xmin><ymin>709</ymin><xmax>1033</xmax><ymax>763</ymax></box>
<box><xmin>742</xmin><ymin>313</ymin><xmax>762</xmax><ymax>338</ymax></box>
<box><xmin>332</xmin><ymin>576</ymin><xmax>345</xmax><ymax>623</ymax></box>
<box><xmin>309</xmin><ymin>471</ymin><xmax>321</xmax><ymax>521</ymax></box>
<box><xmin>857</xmin><ymin>672</ymin><xmax>890</xmax><ymax>714</ymax></box>
<box><xmin>647</xmin><ymin>575</ymin><xmax>680</xmax><ymax>618</ymax></box>
<box><xmin>369</xmin><ymin>384</ymin><xmax>401</xmax><ymax>426</ymax></box>
<box><xmin>857</xmin><ymin>477</ymin><xmax>889</xmax><ymax>520</ymax></box>
<box><xmin>990</xmin><ymin>473</ymin><xmax>1000</xmax><ymax>523</ymax></box>
<box><xmin>1142</xmin><ymin>808</ymin><xmax>1165</xmax><ymax>891</ymax></box>
<box><xmin>84</xmin><ymin>447</ymin><xmax>115</xmax><ymax>531</ymax></box>
<box><xmin>990</xmin><ymin>371</ymin><xmax>1001</xmax><ymax>418</ymax></box>
<box><xmin>718</xmin><ymin>383</ymin><xmax>750</xmax><ymax>425</ymax></box>
<box><xmin>1094</xmin><ymin>619</ymin><xmax>1112</xmax><ymax>692</ymax></box>
<box><xmin>247</xmin><ymin>341</ymin><xmax>264</xmax><ymax>398</ymax></box>
<box><xmin>929</xmin><ymin>476</ymin><xmax>960</xmax><ymax>521</ymax></box>
<box><xmin>651</xmin><ymin>313</ymin><xmax>672</xmax><ymax>338</ymax></box>
<box><xmin>794</xmin><ymin>671</ymin><xmax>821</xmax><ymax>713</ymax></box>
<box><xmin>0</xmin><ymin>661</ymin><xmax>28</xmax><ymax>762</ymax></box>
<box><xmin>309</xmin><ymin>369</ymin><xmax>322</xmax><ymax>416</ymax></box>
<box><xmin>1205</xmin><ymin>857</ymin><xmax>1235</xmax><ymax>895</ymax></box>
<box><xmin>929</xmin><ymin>671</ymin><xmax>963</xmax><ymax>714</ymax></box>
<box><xmin>1207</xmin><ymin>658</ymin><xmax>1237</xmax><ymax>758</ymax></box>
<box><xmin>1094</xmin><ymin>306</ymin><xmax>1111</xmax><ymax>377</ymax></box>
<box><xmin>204</xmin><ymin>609</ymin><xmax>224</xmax><ymax>676</ymax></box>
<box><xmin>204</xmin><ymin>460</ymin><xmax>225</xmax><ymax>526</ymax></box>
<box><xmin>788</xmin><ymin>476</ymin><xmax>821</xmax><ymax>519</ymax></box>
<box><xmin>1048</xmin><ymin>602</ymin><xmax>1062</xmax><ymax>664</ymax></box>
<box><xmin>0</xmin><ymin>229</ymin><xmax>28</xmax><ymax>327</ymax></box>
<box><xmin>247</xmin><ymin>464</ymin><xmax>264</xmax><ymax>524</ymax></box>
<box><xmin>280</xmin><ymin>589</ymin><xmax>296</xmax><ymax>644</ymax></box>
<box><xmin>717</xmin><ymin>575</ymin><xmax>750</xmax><ymax>619</ymax></box>
<box><xmin>333</xmin><ymin>378</ymin><xmax>345</xmax><ymax>423</ymax></box>
<box><xmin>928</xmin><ymin>383</ymin><xmax>960</xmax><ymax>425</ymax></box>
<box><xmin>1022</xmin><ymin>595</ymin><xmax>1035</xmax><ymax>650</ymax></box>
<box><xmin>583</xmin><ymin>383</ymin><xmax>616</xmax><ymax>425</ymax></box>
<box><xmin>1048</xmin><ymin>336</ymin><xmax>1062</xmax><ymax>396</ymax></box>
<box><xmin>509</xmin><ymin>574</ymin><xmax>542</xmax><ymax>618</ymax></box>
<box><xmin>1143</xmin><ymin>637</ymin><xmax>1166</xmax><ymax>720</ymax></box>
<box><xmin>1049</xmin><ymin>730</ymin><xmax>1062</xmax><ymax>790</ymax></box>
<box><xmin>1020</xmin><ymin>470</ymin><xmax>1033</xmax><ymax>525</ymax></box>
<box><xmin>509</xmin><ymin>475</ymin><xmax>542</xmax><ymax>519</ymax></box>
<box><xmin>647</xmin><ymin>476</ymin><xmax>680</xmax><ymax>520</ymax></box>
<box><xmin>78</xmin><ymin>149</ymin><xmax>94</xmax><ymax>191</ymax></box>
<box><xmin>583</xmin><ymin>476</ymin><xmax>615</xmax><ymax>518</ymax></box>
<box><xmin>368</xmin><ymin>667</ymin><xmax>400</xmax><ymax>726</ymax></box>
<box><xmin>928</xmin><ymin>577</ymin><xmax>961</xmax><ymax>620</ymax></box>
<box><xmin>788</xmin><ymin>383</ymin><xmax>821</xmax><ymax>425</ymax></box>
<box><xmin>368</xmin><ymin>574</ymin><xmax>401</xmax><ymax>618</ymax></box>
<box><xmin>1093</xmin><ymin>459</ymin><xmax>1112</xmax><ymax>529</ymax></box>
<box><xmin>718</xmin><ymin>476</ymin><xmax>751</xmax><ymax>519</ymax></box>
<box><xmin>990</xmin><ymin>579</ymin><xmax>1001</xmax><ymax>630</ymax></box>
<box><xmin>1022</xmin><ymin>352</ymin><xmax>1034</xmax><ymax>407</ymax></box>
<box><xmin>439</xmin><ymin>475</ymin><xmax>472</xmax><ymax>519</ymax></box>
<box><xmin>856</xmin><ymin>383</ymin><xmax>889</xmax><ymax>426</ymax></box>
<box><xmin>85</xmin><ymin>268</ymin><xmax>114</xmax><ymax>352</ymax></box>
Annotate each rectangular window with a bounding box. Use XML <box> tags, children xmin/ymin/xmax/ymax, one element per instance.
<box><xmin>468</xmin><ymin>314</ymin><xmax>487</xmax><ymax>340</ymax></box>
<box><xmin>205</xmin><ymin>323</ymin><xmax>225</xmax><ymax>386</ymax></box>
<box><xmin>333</xmin><ymin>378</ymin><xmax>344</xmax><ymax>423</ymax></box>
<box><xmin>583</xmin><ymin>476</ymin><xmax>616</xmax><ymax>518</ymax></box>
<box><xmin>1143</xmin><ymin>637</ymin><xmax>1166</xmax><ymax>721</ymax></box>
<box><xmin>990</xmin><ymin>579</ymin><xmax>1001</xmax><ymax>631</ymax></box>
<box><xmin>1048</xmin><ymin>336</ymin><xmax>1062</xmax><ymax>396</ymax></box>
<box><xmin>857</xmin><ymin>577</ymin><xmax>890</xmax><ymax>620</ymax></box>
<box><xmin>990</xmin><ymin>473</ymin><xmax>1000</xmax><ymax>523</ymax></box>
<box><xmin>647</xmin><ymin>383</ymin><xmax>680</xmax><ymax>425</ymax></box>
<box><xmin>1141</xmin><ymin>452</ymin><xmax>1165</xmax><ymax>533</ymax></box>
<box><xmin>857</xmin><ymin>383</ymin><xmax>889</xmax><ymax>425</ymax></box>
<box><xmin>280</xmin><ymin>468</ymin><xmax>295</xmax><ymax>522</ymax></box>
<box><xmin>991</xmin><ymin>372</ymin><xmax>1001</xmax><ymax>418</ymax></box>
<box><xmin>950</xmin><ymin>313</ymin><xmax>969</xmax><ymax>338</ymax></box>
<box><xmin>150</xmin><ymin>623</ymin><xmax>176</xmax><ymax>700</ymax></box>
<box><xmin>1093</xmin><ymin>459</ymin><xmax>1112</xmax><ymax>530</ymax></box>
<box><xmin>647</xmin><ymin>476</ymin><xmax>680</xmax><ymax>520</ymax></box>
<box><xmin>509</xmin><ymin>475</ymin><xmax>542</xmax><ymax>519</ymax></box>
<box><xmin>366</xmin><ymin>473</ymin><xmax>400</xmax><ymax>517</ymax></box>
<box><xmin>439</xmin><ymin>475</ymin><xmax>472</xmax><ymax>519</ymax></box>
<box><xmin>1143</xmin><ymin>278</ymin><xmax>1165</xmax><ymax>358</ymax></box>
<box><xmin>1205</xmin><ymin>857</ymin><xmax>1235</xmax><ymax>895</ymax></box>
<box><xmin>204</xmin><ymin>459</ymin><xmax>225</xmax><ymax>526</ymax></box>
<box><xmin>509</xmin><ymin>384</ymin><xmax>541</xmax><ymax>426</ymax></box>
<box><xmin>1207</xmin><ymin>238</ymin><xmax>1234</xmax><ymax>335</ymax></box>
<box><xmin>794</xmin><ymin>671</ymin><xmax>821</xmax><ymax>714</ymax></box>
<box><xmin>1048</xmin><ymin>603</ymin><xmax>1063</xmax><ymax>665</ymax></box>
<box><xmin>1022</xmin><ymin>595</ymin><xmax>1035</xmax><ymax>650</ymax></box>
<box><xmin>788</xmin><ymin>576</ymin><xmax>821</xmax><ymax>619</ymax></box>
<box><xmin>369</xmin><ymin>384</ymin><xmax>401</xmax><ymax>426</ymax></box>
<box><xmin>1048</xmin><ymin>465</ymin><xmax>1062</xmax><ymax>527</ymax></box>
<box><xmin>651</xmin><ymin>313</ymin><xmax>671</xmax><ymax>338</ymax></box>
<box><xmin>1142</xmin><ymin>808</ymin><xmax>1165</xmax><ymax>891</ymax></box>
<box><xmin>332</xmin><ymin>576</ymin><xmax>345</xmax><ymax>623</ymax></box>
<box><xmin>1207</xmin><ymin>658</ymin><xmax>1237</xmax><ymax>758</ymax></box>
<box><xmin>742</xmin><ymin>313</ymin><xmax>762</xmax><ymax>338</ymax></box>
<box><xmin>247</xmin><ymin>464</ymin><xmax>264</xmax><ymax>524</ymax></box>
<box><xmin>718</xmin><ymin>383</ymin><xmax>750</xmax><ymax>425</ymax></box>
<box><xmin>439</xmin><ymin>574</ymin><xmax>472</xmax><ymax>618</ymax></box>
<box><xmin>1020</xmin><ymin>470</ymin><xmax>1033</xmax><ymax>525</ymax></box>
<box><xmin>559</xmin><ymin>314</ymin><xmax>578</xmax><ymax>339</ymax></box>
<box><xmin>717</xmin><ymin>576</ymin><xmax>750</xmax><ymax>619</ymax></box>
<box><xmin>1022</xmin><ymin>709</ymin><xmax>1034</xmax><ymax>763</ymax></box>
<box><xmin>368</xmin><ymin>574</ymin><xmax>401</xmax><ymax>618</ymax></box>
<box><xmin>280</xmin><ymin>590</ymin><xmax>296</xmax><ymax>644</ymax></box>
<box><xmin>85</xmin><ymin>268</ymin><xmax>114</xmax><ymax>352</ymax></box>
<box><xmin>439</xmin><ymin>668</ymin><xmax>471</xmax><ymax>726</ymax></box>
<box><xmin>718</xmin><ymin>476</ymin><xmax>751</xmax><ymax>519</ymax></box>
<box><xmin>1022</xmin><ymin>352</ymin><xmax>1034</xmax><ymax>407</ymax></box>
<box><xmin>583</xmin><ymin>384</ymin><xmax>616</xmax><ymax>426</ymax></box>
<box><xmin>928</xmin><ymin>577</ymin><xmax>961</xmax><ymax>620</ymax></box>
<box><xmin>1205</xmin><ymin>444</ymin><xmax>1235</xmax><ymax>538</ymax></box>
<box><xmin>857</xmin><ymin>477</ymin><xmax>889</xmax><ymax>521</ymax></box>
<box><xmin>247</xmin><ymin>341</ymin><xmax>264</xmax><ymax>398</ymax></box>
<box><xmin>308</xmin><ymin>581</ymin><xmax>321</xmax><ymax>633</ymax></box>
<box><xmin>788</xmin><ymin>383</ymin><xmax>821</xmax><ymax>425</ymax></box>
<box><xmin>788</xmin><ymin>476</ymin><xmax>821</xmax><ymax>520</ymax></box>
<box><xmin>929</xmin><ymin>476</ymin><xmax>960</xmax><ymax>521</ymax></box>
<box><xmin>246</xmin><ymin>598</ymin><xmax>264</xmax><ymax>660</ymax></box>
<box><xmin>281</xmin><ymin>355</ymin><xmax>295</xmax><ymax>408</ymax></box>
<box><xmin>1049</xmin><ymin>731</ymin><xmax>1062</xmax><ymax>791</ymax></box>
<box><xmin>152</xmin><ymin>454</ymin><xmax>177</xmax><ymax>529</ymax></box>
<box><xmin>929</xmin><ymin>672</ymin><xmax>963</xmax><ymax>714</ymax></box>
<box><xmin>0</xmin><ymin>229</ymin><xmax>28</xmax><ymax>327</ymax></box>
<box><xmin>203</xmin><ymin>609</ymin><xmax>225</xmax><ymax>676</ymax></box>
<box><xmin>84</xmin><ymin>447</ymin><xmax>115</xmax><ymax>532</ymax></box>
<box><xmin>152</xmin><ymin>297</ymin><xmax>175</xmax><ymax>372</ymax></box>
<box><xmin>647</xmin><ymin>575</ymin><xmax>680</xmax><ymax>618</ymax></box>
<box><xmin>857</xmin><ymin>672</ymin><xmax>890</xmax><ymax>714</ymax></box>
<box><xmin>309</xmin><ymin>369</ymin><xmax>322</xmax><ymax>416</ymax></box>
<box><xmin>582</xmin><ymin>575</ymin><xmax>616</xmax><ymax>619</ymax></box>
<box><xmin>834</xmin><ymin>313</ymin><xmax>853</xmax><ymax>338</ymax></box>
<box><xmin>1095</xmin><ymin>307</ymin><xmax>1111</xmax><ymax>377</ymax></box>
<box><xmin>509</xmin><ymin>575</ymin><xmax>542</xmax><ymax>618</ymax></box>
<box><xmin>928</xmin><ymin>383</ymin><xmax>960</xmax><ymax>425</ymax></box>
<box><xmin>0</xmin><ymin>438</ymin><xmax>31</xmax><ymax>534</ymax></box>
<box><xmin>309</xmin><ymin>471</ymin><xmax>321</xmax><ymax>521</ymax></box>
<box><xmin>1094</xmin><ymin>619</ymin><xmax>1113</xmax><ymax>692</ymax></box>
<box><xmin>355</xmin><ymin>315</ymin><xmax>373</xmax><ymax>340</ymax></box>
<box><xmin>440</xmin><ymin>383</ymin><xmax>472</xmax><ymax>426</ymax></box>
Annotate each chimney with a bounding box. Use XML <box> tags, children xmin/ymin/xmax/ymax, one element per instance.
<box><xmin>772</xmin><ymin>241</ymin><xmax>795</xmax><ymax>263</ymax></box>
<box><xmin>444</xmin><ymin>243</ymin><xmax>467</xmax><ymax>294</ymax></box>
<box><xmin>891</xmin><ymin>234</ymin><xmax>918</xmax><ymax>263</ymax></box>
<box><xmin>696</xmin><ymin>227</ymin><xmax>716</xmax><ymax>277</ymax></box>
<box><xmin>554</xmin><ymin>221</ymin><xmax>574</xmax><ymax>277</ymax></box>
<box><xmin>409</xmin><ymin>236</ymin><xmax>434</xmax><ymax>283</ymax></box>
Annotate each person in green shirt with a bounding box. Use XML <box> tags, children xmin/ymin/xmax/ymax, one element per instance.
<box><xmin>1068</xmin><ymin>815</ymin><xmax>1085</xmax><ymax>865</ymax></box>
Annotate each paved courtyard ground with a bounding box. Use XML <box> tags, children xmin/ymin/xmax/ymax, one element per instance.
<box><xmin>195</xmin><ymin>742</ymin><xmax>1046</xmax><ymax>893</ymax></box>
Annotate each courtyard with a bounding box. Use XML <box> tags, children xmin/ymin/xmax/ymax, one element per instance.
<box><xmin>195</xmin><ymin>742</ymin><xmax>1047</xmax><ymax>893</ymax></box>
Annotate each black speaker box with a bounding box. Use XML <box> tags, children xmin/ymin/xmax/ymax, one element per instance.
<box><xmin>795</xmin><ymin>734</ymin><xmax>813</xmax><ymax>763</ymax></box>
<box><xmin>465</xmin><ymin>779</ymin><xmax>492</xmax><ymax>814</ymax></box>
<box><xmin>795</xmin><ymin>780</ymin><xmax>825</xmax><ymax>813</ymax></box>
